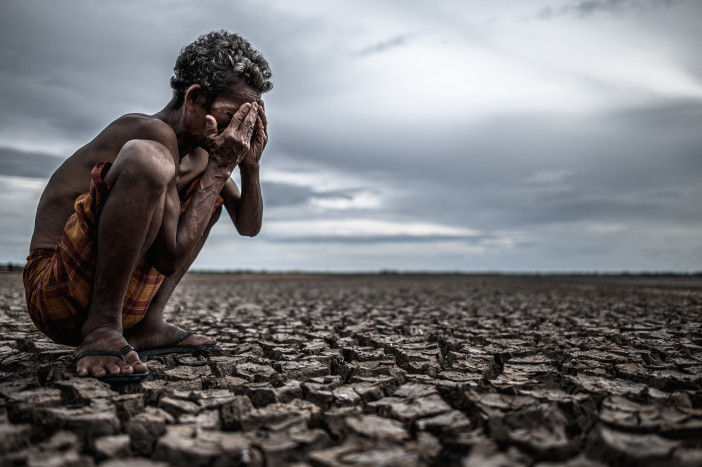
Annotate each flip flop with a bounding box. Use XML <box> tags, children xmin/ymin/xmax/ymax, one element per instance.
<box><xmin>138</xmin><ymin>331</ymin><xmax>220</xmax><ymax>356</ymax></box>
<box><xmin>75</xmin><ymin>344</ymin><xmax>150</xmax><ymax>383</ymax></box>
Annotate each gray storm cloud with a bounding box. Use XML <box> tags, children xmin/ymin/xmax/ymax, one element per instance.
<box><xmin>537</xmin><ymin>0</ymin><xmax>682</xmax><ymax>19</ymax></box>
<box><xmin>1</xmin><ymin>0</ymin><xmax>700</xmax><ymax>271</ymax></box>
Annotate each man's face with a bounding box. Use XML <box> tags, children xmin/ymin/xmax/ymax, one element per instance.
<box><xmin>207</xmin><ymin>80</ymin><xmax>262</xmax><ymax>133</ymax></box>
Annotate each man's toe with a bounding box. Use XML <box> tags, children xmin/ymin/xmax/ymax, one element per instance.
<box><xmin>105</xmin><ymin>362</ymin><xmax>122</xmax><ymax>375</ymax></box>
<box><xmin>91</xmin><ymin>365</ymin><xmax>107</xmax><ymax>377</ymax></box>
<box><xmin>125</xmin><ymin>351</ymin><xmax>148</xmax><ymax>373</ymax></box>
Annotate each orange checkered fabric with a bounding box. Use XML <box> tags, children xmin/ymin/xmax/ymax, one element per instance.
<box><xmin>23</xmin><ymin>162</ymin><xmax>223</xmax><ymax>346</ymax></box>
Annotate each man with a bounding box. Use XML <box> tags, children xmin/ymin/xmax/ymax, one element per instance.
<box><xmin>23</xmin><ymin>31</ymin><xmax>272</xmax><ymax>382</ymax></box>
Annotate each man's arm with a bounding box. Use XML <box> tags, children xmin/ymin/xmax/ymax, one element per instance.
<box><xmin>221</xmin><ymin>167</ymin><xmax>262</xmax><ymax>236</ymax></box>
<box><xmin>148</xmin><ymin>102</ymin><xmax>260</xmax><ymax>275</ymax></box>
<box><xmin>221</xmin><ymin>99</ymin><xmax>267</xmax><ymax>237</ymax></box>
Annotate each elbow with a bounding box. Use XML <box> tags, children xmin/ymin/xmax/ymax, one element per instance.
<box><xmin>154</xmin><ymin>261</ymin><xmax>179</xmax><ymax>277</ymax></box>
<box><xmin>147</xmin><ymin>241</ymin><xmax>186</xmax><ymax>276</ymax></box>
<box><xmin>151</xmin><ymin>254</ymin><xmax>182</xmax><ymax>277</ymax></box>
<box><xmin>238</xmin><ymin>227</ymin><xmax>260</xmax><ymax>238</ymax></box>
<box><xmin>158</xmin><ymin>265</ymin><xmax>179</xmax><ymax>277</ymax></box>
<box><xmin>234</xmin><ymin>218</ymin><xmax>262</xmax><ymax>237</ymax></box>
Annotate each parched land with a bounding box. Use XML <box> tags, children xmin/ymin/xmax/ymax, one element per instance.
<box><xmin>1</xmin><ymin>272</ymin><xmax>701</xmax><ymax>466</ymax></box>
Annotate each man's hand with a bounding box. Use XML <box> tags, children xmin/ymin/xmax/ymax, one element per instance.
<box><xmin>239</xmin><ymin>100</ymin><xmax>267</xmax><ymax>170</ymax></box>
<box><xmin>203</xmin><ymin>102</ymin><xmax>259</xmax><ymax>175</ymax></box>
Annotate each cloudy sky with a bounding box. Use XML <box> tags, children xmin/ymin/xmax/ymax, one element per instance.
<box><xmin>1</xmin><ymin>0</ymin><xmax>700</xmax><ymax>272</ymax></box>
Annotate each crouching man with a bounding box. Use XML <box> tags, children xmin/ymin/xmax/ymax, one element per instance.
<box><xmin>23</xmin><ymin>30</ymin><xmax>272</xmax><ymax>382</ymax></box>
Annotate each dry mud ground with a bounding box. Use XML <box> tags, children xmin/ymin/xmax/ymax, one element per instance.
<box><xmin>1</xmin><ymin>272</ymin><xmax>702</xmax><ymax>466</ymax></box>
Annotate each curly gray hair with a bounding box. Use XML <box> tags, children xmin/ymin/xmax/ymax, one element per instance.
<box><xmin>170</xmin><ymin>30</ymin><xmax>273</xmax><ymax>108</ymax></box>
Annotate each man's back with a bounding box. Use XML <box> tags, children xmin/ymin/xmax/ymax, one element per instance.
<box><xmin>29</xmin><ymin>114</ymin><xmax>184</xmax><ymax>251</ymax></box>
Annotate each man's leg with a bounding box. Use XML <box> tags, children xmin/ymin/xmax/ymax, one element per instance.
<box><xmin>75</xmin><ymin>140</ymin><xmax>175</xmax><ymax>378</ymax></box>
<box><xmin>125</xmin><ymin>207</ymin><xmax>221</xmax><ymax>351</ymax></box>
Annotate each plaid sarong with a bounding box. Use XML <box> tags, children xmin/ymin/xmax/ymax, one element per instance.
<box><xmin>23</xmin><ymin>162</ymin><xmax>223</xmax><ymax>346</ymax></box>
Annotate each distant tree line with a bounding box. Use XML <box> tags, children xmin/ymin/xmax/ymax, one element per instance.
<box><xmin>0</xmin><ymin>262</ymin><xmax>24</xmax><ymax>272</ymax></box>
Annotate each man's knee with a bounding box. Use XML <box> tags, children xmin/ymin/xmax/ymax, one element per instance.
<box><xmin>109</xmin><ymin>140</ymin><xmax>176</xmax><ymax>190</ymax></box>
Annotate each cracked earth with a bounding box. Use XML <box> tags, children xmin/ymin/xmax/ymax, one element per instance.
<box><xmin>1</xmin><ymin>272</ymin><xmax>702</xmax><ymax>466</ymax></box>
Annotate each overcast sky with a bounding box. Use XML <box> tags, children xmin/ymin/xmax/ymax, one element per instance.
<box><xmin>1</xmin><ymin>0</ymin><xmax>700</xmax><ymax>272</ymax></box>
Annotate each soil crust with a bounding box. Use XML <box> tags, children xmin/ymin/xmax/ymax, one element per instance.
<box><xmin>2</xmin><ymin>272</ymin><xmax>701</xmax><ymax>466</ymax></box>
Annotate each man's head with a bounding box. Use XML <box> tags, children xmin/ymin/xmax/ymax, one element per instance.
<box><xmin>171</xmin><ymin>30</ymin><xmax>272</xmax><ymax>109</ymax></box>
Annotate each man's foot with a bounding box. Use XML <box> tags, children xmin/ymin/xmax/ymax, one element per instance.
<box><xmin>125</xmin><ymin>320</ymin><xmax>216</xmax><ymax>353</ymax></box>
<box><xmin>74</xmin><ymin>327</ymin><xmax>148</xmax><ymax>378</ymax></box>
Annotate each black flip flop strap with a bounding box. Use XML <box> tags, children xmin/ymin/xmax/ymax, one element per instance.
<box><xmin>159</xmin><ymin>331</ymin><xmax>195</xmax><ymax>349</ymax></box>
<box><xmin>120</xmin><ymin>345</ymin><xmax>136</xmax><ymax>355</ymax></box>
<box><xmin>76</xmin><ymin>350</ymin><xmax>127</xmax><ymax>363</ymax></box>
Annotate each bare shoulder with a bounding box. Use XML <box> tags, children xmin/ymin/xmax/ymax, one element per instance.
<box><xmin>91</xmin><ymin>114</ymin><xmax>178</xmax><ymax>158</ymax></box>
<box><xmin>118</xmin><ymin>114</ymin><xmax>175</xmax><ymax>140</ymax></box>
<box><xmin>29</xmin><ymin>114</ymin><xmax>179</xmax><ymax>251</ymax></box>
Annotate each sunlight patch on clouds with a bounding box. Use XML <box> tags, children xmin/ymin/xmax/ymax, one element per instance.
<box><xmin>0</xmin><ymin>127</ymin><xmax>80</xmax><ymax>158</ymax></box>
<box><xmin>346</xmin><ymin>36</ymin><xmax>604</xmax><ymax>117</ymax></box>
<box><xmin>494</xmin><ymin>18</ymin><xmax>702</xmax><ymax>106</ymax></box>
<box><xmin>262</xmin><ymin>163</ymin><xmax>385</xmax><ymax>211</ymax></box>
<box><xmin>194</xmin><ymin>236</ymin><xmax>493</xmax><ymax>272</ymax></box>
<box><xmin>310</xmin><ymin>191</ymin><xmax>380</xmax><ymax>210</ymax></box>
<box><xmin>263</xmin><ymin>218</ymin><xmax>480</xmax><ymax>239</ymax></box>
<box><xmin>263</xmin><ymin>166</ymin><xmax>359</xmax><ymax>192</ymax></box>
<box><xmin>0</xmin><ymin>175</ymin><xmax>47</xmax><ymax>191</ymax></box>
<box><xmin>312</xmin><ymin>7</ymin><xmax>702</xmax><ymax>121</ymax></box>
